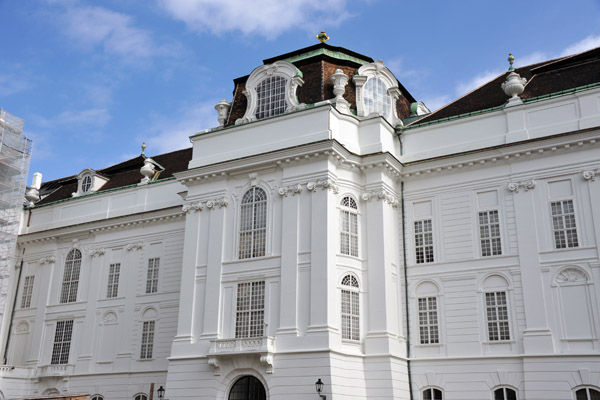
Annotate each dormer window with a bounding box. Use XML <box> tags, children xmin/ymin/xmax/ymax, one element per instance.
<box><xmin>81</xmin><ymin>175</ymin><xmax>92</xmax><ymax>193</ymax></box>
<box><xmin>72</xmin><ymin>169</ymin><xmax>109</xmax><ymax>197</ymax></box>
<box><xmin>236</xmin><ymin>60</ymin><xmax>305</xmax><ymax>124</ymax></box>
<box><xmin>353</xmin><ymin>60</ymin><xmax>403</xmax><ymax>126</ymax></box>
<box><xmin>256</xmin><ymin>76</ymin><xmax>287</xmax><ymax>119</ymax></box>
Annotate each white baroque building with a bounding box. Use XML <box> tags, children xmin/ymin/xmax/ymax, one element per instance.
<box><xmin>1</xmin><ymin>42</ymin><xmax>600</xmax><ymax>400</ymax></box>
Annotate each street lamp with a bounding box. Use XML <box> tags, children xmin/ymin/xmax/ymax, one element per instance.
<box><xmin>315</xmin><ymin>379</ymin><xmax>326</xmax><ymax>400</ymax></box>
<box><xmin>157</xmin><ymin>386</ymin><xmax>165</xmax><ymax>400</ymax></box>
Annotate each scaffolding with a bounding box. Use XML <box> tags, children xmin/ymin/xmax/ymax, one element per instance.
<box><xmin>0</xmin><ymin>109</ymin><xmax>31</xmax><ymax>327</ymax></box>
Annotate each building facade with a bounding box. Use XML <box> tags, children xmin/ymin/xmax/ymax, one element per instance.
<box><xmin>1</xmin><ymin>43</ymin><xmax>599</xmax><ymax>400</ymax></box>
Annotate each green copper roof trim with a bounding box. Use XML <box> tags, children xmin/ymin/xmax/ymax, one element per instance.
<box><xmin>401</xmin><ymin>81</ymin><xmax>600</xmax><ymax>132</ymax></box>
<box><xmin>281</xmin><ymin>48</ymin><xmax>369</xmax><ymax>66</ymax></box>
<box><xmin>26</xmin><ymin>177</ymin><xmax>176</xmax><ymax>210</ymax></box>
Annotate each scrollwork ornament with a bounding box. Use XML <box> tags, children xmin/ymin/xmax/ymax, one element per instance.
<box><xmin>507</xmin><ymin>179</ymin><xmax>536</xmax><ymax>193</ymax></box>
<box><xmin>39</xmin><ymin>255</ymin><xmax>56</xmax><ymax>265</ymax></box>
<box><xmin>182</xmin><ymin>202</ymin><xmax>203</xmax><ymax>213</ymax></box>
<box><xmin>306</xmin><ymin>182</ymin><xmax>317</xmax><ymax>192</ymax></box>
<box><xmin>126</xmin><ymin>242</ymin><xmax>144</xmax><ymax>252</ymax></box>
<box><xmin>89</xmin><ymin>248</ymin><xmax>106</xmax><ymax>257</ymax></box>
<box><xmin>556</xmin><ymin>267</ymin><xmax>588</xmax><ymax>283</ymax></box>
<box><xmin>582</xmin><ymin>169</ymin><xmax>599</xmax><ymax>181</ymax></box>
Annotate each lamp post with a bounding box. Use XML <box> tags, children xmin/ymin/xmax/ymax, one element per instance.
<box><xmin>315</xmin><ymin>379</ymin><xmax>326</xmax><ymax>400</ymax></box>
<box><xmin>157</xmin><ymin>386</ymin><xmax>165</xmax><ymax>400</ymax></box>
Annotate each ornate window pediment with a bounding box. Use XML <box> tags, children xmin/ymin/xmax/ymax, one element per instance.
<box><xmin>72</xmin><ymin>168</ymin><xmax>108</xmax><ymax>197</ymax></box>
<box><xmin>236</xmin><ymin>61</ymin><xmax>305</xmax><ymax>124</ymax></box>
<box><xmin>353</xmin><ymin>60</ymin><xmax>403</xmax><ymax>126</ymax></box>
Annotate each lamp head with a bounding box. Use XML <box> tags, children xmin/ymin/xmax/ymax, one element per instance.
<box><xmin>315</xmin><ymin>379</ymin><xmax>324</xmax><ymax>393</ymax></box>
<box><xmin>157</xmin><ymin>386</ymin><xmax>165</xmax><ymax>400</ymax></box>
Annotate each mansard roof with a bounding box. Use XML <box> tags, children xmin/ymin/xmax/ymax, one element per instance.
<box><xmin>410</xmin><ymin>46</ymin><xmax>600</xmax><ymax>127</ymax></box>
<box><xmin>35</xmin><ymin>147</ymin><xmax>193</xmax><ymax>206</ymax></box>
<box><xmin>226</xmin><ymin>43</ymin><xmax>417</xmax><ymax>126</ymax></box>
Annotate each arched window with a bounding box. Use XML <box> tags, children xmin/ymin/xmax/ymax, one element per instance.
<box><xmin>60</xmin><ymin>249</ymin><xmax>82</xmax><ymax>303</ymax></box>
<box><xmin>422</xmin><ymin>388</ymin><xmax>442</xmax><ymax>400</ymax></box>
<box><xmin>416</xmin><ymin>281</ymin><xmax>440</xmax><ymax>345</ymax></box>
<box><xmin>229</xmin><ymin>376</ymin><xmax>266</xmax><ymax>400</ymax></box>
<box><xmin>494</xmin><ymin>387</ymin><xmax>517</xmax><ymax>400</ymax></box>
<box><xmin>341</xmin><ymin>275</ymin><xmax>360</xmax><ymax>341</ymax></box>
<box><xmin>576</xmin><ymin>387</ymin><xmax>600</xmax><ymax>400</ymax></box>
<box><xmin>81</xmin><ymin>175</ymin><xmax>92</xmax><ymax>193</ymax></box>
<box><xmin>91</xmin><ymin>395</ymin><xmax>103</xmax><ymax>400</ymax></box>
<box><xmin>239</xmin><ymin>187</ymin><xmax>267</xmax><ymax>259</ymax></box>
<box><xmin>363</xmin><ymin>77</ymin><xmax>392</xmax><ymax>118</ymax></box>
<box><xmin>134</xmin><ymin>394</ymin><xmax>148</xmax><ymax>400</ymax></box>
<box><xmin>340</xmin><ymin>196</ymin><xmax>358</xmax><ymax>257</ymax></box>
<box><xmin>255</xmin><ymin>76</ymin><xmax>287</xmax><ymax>119</ymax></box>
<box><xmin>482</xmin><ymin>275</ymin><xmax>511</xmax><ymax>341</ymax></box>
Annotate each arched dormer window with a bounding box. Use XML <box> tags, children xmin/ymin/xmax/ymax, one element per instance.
<box><xmin>73</xmin><ymin>168</ymin><xmax>108</xmax><ymax>197</ymax></box>
<box><xmin>422</xmin><ymin>387</ymin><xmax>443</xmax><ymax>400</ymax></box>
<box><xmin>341</xmin><ymin>274</ymin><xmax>360</xmax><ymax>341</ymax></box>
<box><xmin>353</xmin><ymin>60</ymin><xmax>403</xmax><ymax>126</ymax></box>
<box><xmin>60</xmin><ymin>249</ymin><xmax>82</xmax><ymax>303</ymax></box>
<box><xmin>575</xmin><ymin>387</ymin><xmax>600</xmax><ymax>400</ymax></box>
<box><xmin>340</xmin><ymin>196</ymin><xmax>358</xmax><ymax>257</ymax></box>
<box><xmin>237</xmin><ymin>61</ymin><xmax>305</xmax><ymax>124</ymax></box>
<box><xmin>239</xmin><ymin>187</ymin><xmax>267</xmax><ymax>259</ymax></box>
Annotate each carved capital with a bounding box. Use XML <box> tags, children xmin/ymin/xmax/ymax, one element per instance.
<box><xmin>361</xmin><ymin>190</ymin><xmax>399</xmax><ymax>207</ymax></box>
<box><xmin>126</xmin><ymin>242</ymin><xmax>144</xmax><ymax>252</ymax></box>
<box><xmin>182</xmin><ymin>202</ymin><xmax>203</xmax><ymax>213</ymax></box>
<box><xmin>507</xmin><ymin>179</ymin><xmax>536</xmax><ymax>193</ymax></box>
<box><xmin>278</xmin><ymin>184</ymin><xmax>303</xmax><ymax>197</ymax></box>
<box><xmin>88</xmin><ymin>248</ymin><xmax>106</xmax><ymax>257</ymax></box>
<box><xmin>582</xmin><ymin>168</ymin><xmax>600</xmax><ymax>181</ymax></box>
<box><xmin>39</xmin><ymin>255</ymin><xmax>56</xmax><ymax>265</ymax></box>
<box><xmin>205</xmin><ymin>197</ymin><xmax>229</xmax><ymax>210</ymax></box>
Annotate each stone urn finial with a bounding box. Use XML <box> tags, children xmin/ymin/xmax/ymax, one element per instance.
<box><xmin>501</xmin><ymin>71</ymin><xmax>527</xmax><ymax>107</ymax></box>
<box><xmin>215</xmin><ymin>99</ymin><xmax>231</xmax><ymax>127</ymax></box>
<box><xmin>330</xmin><ymin>69</ymin><xmax>350</xmax><ymax>113</ymax></box>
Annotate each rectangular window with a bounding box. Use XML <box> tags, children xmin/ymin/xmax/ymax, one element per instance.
<box><xmin>21</xmin><ymin>275</ymin><xmax>35</xmax><ymax>308</ymax></box>
<box><xmin>51</xmin><ymin>320</ymin><xmax>73</xmax><ymax>365</ymax></box>
<box><xmin>140</xmin><ymin>320</ymin><xmax>155</xmax><ymax>359</ymax></box>
<box><xmin>340</xmin><ymin>209</ymin><xmax>359</xmax><ymax>257</ymax></box>
<box><xmin>418</xmin><ymin>297</ymin><xmax>439</xmax><ymax>344</ymax></box>
<box><xmin>485</xmin><ymin>291</ymin><xmax>510</xmax><ymax>341</ymax></box>
<box><xmin>479</xmin><ymin>210</ymin><xmax>502</xmax><ymax>256</ymax></box>
<box><xmin>145</xmin><ymin>258</ymin><xmax>160</xmax><ymax>294</ymax></box>
<box><xmin>341</xmin><ymin>289</ymin><xmax>360</xmax><ymax>341</ymax></box>
<box><xmin>106</xmin><ymin>263</ymin><xmax>120</xmax><ymax>298</ymax></box>
<box><xmin>235</xmin><ymin>281</ymin><xmax>265</xmax><ymax>338</ymax></box>
<box><xmin>415</xmin><ymin>219</ymin><xmax>434</xmax><ymax>264</ymax></box>
<box><xmin>551</xmin><ymin>200</ymin><xmax>578</xmax><ymax>248</ymax></box>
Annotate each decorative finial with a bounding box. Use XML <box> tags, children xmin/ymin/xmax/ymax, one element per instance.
<box><xmin>316</xmin><ymin>30</ymin><xmax>329</xmax><ymax>43</ymax></box>
<box><xmin>508</xmin><ymin>53</ymin><xmax>515</xmax><ymax>72</ymax></box>
<box><xmin>141</xmin><ymin>142</ymin><xmax>146</xmax><ymax>156</ymax></box>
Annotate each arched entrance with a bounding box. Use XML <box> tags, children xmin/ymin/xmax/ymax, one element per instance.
<box><xmin>228</xmin><ymin>375</ymin><xmax>266</xmax><ymax>400</ymax></box>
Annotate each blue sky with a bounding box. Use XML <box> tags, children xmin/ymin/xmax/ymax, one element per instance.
<box><xmin>1</xmin><ymin>0</ymin><xmax>600</xmax><ymax>182</ymax></box>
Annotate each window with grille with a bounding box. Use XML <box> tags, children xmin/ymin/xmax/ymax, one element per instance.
<box><xmin>51</xmin><ymin>320</ymin><xmax>73</xmax><ymax>365</ymax></box>
<box><xmin>363</xmin><ymin>77</ymin><xmax>392</xmax><ymax>118</ymax></box>
<box><xmin>140</xmin><ymin>320</ymin><xmax>155</xmax><ymax>359</ymax></box>
<box><xmin>576</xmin><ymin>387</ymin><xmax>600</xmax><ymax>400</ymax></box>
<box><xmin>494</xmin><ymin>387</ymin><xmax>517</xmax><ymax>400</ymax></box>
<box><xmin>485</xmin><ymin>291</ymin><xmax>510</xmax><ymax>341</ymax></box>
<box><xmin>418</xmin><ymin>297</ymin><xmax>439</xmax><ymax>344</ymax></box>
<box><xmin>91</xmin><ymin>396</ymin><xmax>103</xmax><ymax>400</ymax></box>
<box><xmin>479</xmin><ymin>210</ymin><xmax>502</xmax><ymax>256</ymax></box>
<box><xmin>107</xmin><ymin>263</ymin><xmax>120</xmax><ymax>298</ymax></box>
<box><xmin>229</xmin><ymin>376</ymin><xmax>266</xmax><ymax>400</ymax></box>
<box><xmin>255</xmin><ymin>76</ymin><xmax>287</xmax><ymax>119</ymax></box>
<box><xmin>60</xmin><ymin>249</ymin><xmax>82</xmax><ymax>303</ymax></box>
<box><xmin>145</xmin><ymin>258</ymin><xmax>159</xmax><ymax>294</ymax></box>
<box><xmin>422</xmin><ymin>388</ymin><xmax>443</xmax><ymax>400</ymax></box>
<box><xmin>414</xmin><ymin>219</ymin><xmax>434</xmax><ymax>264</ymax></box>
<box><xmin>134</xmin><ymin>394</ymin><xmax>148</xmax><ymax>400</ymax></box>
<box><xmin>341</xmin><ymin>275</ymin><xmax>360</xmax><ymax>341</ymax></box>
<box><xmin>81</xmin><ymin>175</ymin><xmax>92</xmax><ymax>192</ymax></box>
<box><xmin>21</xmin><ymin>275</ymin><xmax>35</xmax><ymax>308</ymax></box>
<box><xmin>239</xmin><ymin>187</ymin><xmax>267</xmax><ymax>259</ymax></box>
<box><xmin>340</xmin><ymin>196</ymin><xmax>358</xmax><ymax>257</ymax></box>
<box><xmin>235</xmin><ymin>281</ymin><xmax>265</xmax><ymax>338</ymax></box>
<box><xmin>551</xmin><ymin>200</ymin><xmax>578</xmax><ymax>248</ymax></box>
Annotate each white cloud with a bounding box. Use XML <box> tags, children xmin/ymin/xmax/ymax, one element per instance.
<box><xmin>141</xmin><ymin>101</ymin><xmax>218</xmax><ymax>155</ymax></box>
<box><xmin>54</xmin><ymin>3</ymin><xmax>176</xmax><ymax>61</ymax></box>
<box><xmin>158</xmin><ymin>0</ymin><xmax>351</xmax><ymax>37</ymax></box>
<box><xmin>0</xmin><ymin>73</ymin><xmax>32</xmax><ymax>96</ymax></box>
<box><xmin>34</xmin><ymin>108</ymin><xmax>111</xmax><ymax>128</ymax></box>
<box><xmin>560</xmin><ymin>34</ymin><xmax>600</xmax><ymax>57</ymax></box>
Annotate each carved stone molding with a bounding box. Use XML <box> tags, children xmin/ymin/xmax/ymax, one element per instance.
<box><xmin>126</xmin><ymin>242</ymin><xmax>144</xmax><ymax>252</ymax></box>
<box><xmin>207</xmin><ymin>357</ymin><xmax>220</xmax><ymax>376</ymax></box>
<box><xmin>582</xmin><ymin>168</ymin><xmax>600</xmax><ymax>181</ymax></box>
<box><xmin>102</xmin><ymin>312</ymin><xmax>118</xmax><ymax>324</ymax></box>
<box><xmin>507</xmin><ymin>179</ymin><xmax>536</xmax><ymax>193</ymax></box>
<box><xmin>556</xmin><ymin>267</ymin><xmax>588</xmax><ymax>283</ymax></box>
<box><xmin>306</xmin><ymin>179</ymin><xmax>339</xmax><ymax>194</ymax></box>
<box><xmin>361</xmin><ymin>189</ymin><xmax>399</xmax><ymax>207</ymax></box>
<box><xmin>205</xmin><ymin>198</ymin><xmax>229</xmax><ymax>210</ymax></box>
<box><xmin>15</xmin><ymin>320</ymin><xmax>29</xmax><ymax>334</ymax></box>
<box><xmin>88</xmin><ymin>248</ymin><xmax>106</xmax><ymax>257</ymax></box>
<box><xmin>278</xmin><ymin>184</ymin><xmax>303</xmax><ymax>197</ymax></box>
<box><xmin>39</xmin><ymin>255</ymin><xmax>56</xmax><ymax>265</ymax></box>
<box><xmin>182</xmin><ymin>202</ymin><xmax>203</xmax><ymax>213</ymax></box>
<box><xmin>260</xmin><ymin>354</ymin><xmax>274</xmax><ymax>374</ymax></box>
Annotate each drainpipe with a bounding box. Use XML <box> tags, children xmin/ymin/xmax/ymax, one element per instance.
<box><xmin>4</xmin><ymin>256</ymin><xmax>24</xmax><ymax>365</ymax></box>
<box><xmin>401</xmin><ymin>181</ymin><xmax>414</xmax><ymax>400</ymax></box>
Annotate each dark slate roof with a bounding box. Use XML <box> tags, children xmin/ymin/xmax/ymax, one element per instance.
<box><xmin>36</xmin><ymin>147</ymin><xmax>193</xmax><ymax>206</ymax></box>
<box><xmin>411</xmin><ymin>46</ymin><xmax>600</xmax><ymax>126</ymax></box>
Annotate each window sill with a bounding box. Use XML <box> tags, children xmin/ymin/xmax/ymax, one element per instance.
<box><xmin>137</xmin><ymin>358</ymin><xmax>154</xmax><ymax>362</ymax></box>
<box><xmin>484</xmin><ymin>340</ymin><xmax>515</xmax><ymax>345</ymax></box>
<box><xmin>415</xmin><ymin>343</ymin><xmax>443</xmax><ymax>347</ymax></box>
<box><xmin>341</xmin><ymin>339</ymin><xmax>361</xmax><ymax>346</ymax></box>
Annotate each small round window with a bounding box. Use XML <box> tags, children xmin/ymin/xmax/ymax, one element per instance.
<box><xmin>363</xmin><ymin>77</ymin><xmax>391</xmax><ymax>118</ymax></box>
<box><xmin>81</xmin><ymin>175</ymin><xmax>92</xmax><ymax>193</ymax></box>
